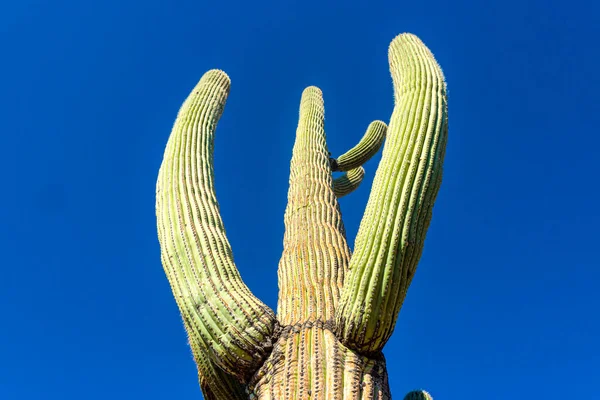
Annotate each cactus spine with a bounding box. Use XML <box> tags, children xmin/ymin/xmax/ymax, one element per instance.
<box><xmin>156</xmin><ymin>33</ymin><xmax>447</xmax><ymax>399</ymax></box>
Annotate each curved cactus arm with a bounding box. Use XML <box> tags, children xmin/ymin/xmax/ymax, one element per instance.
<box><xmin>334</xmin><ymin>33</ymin><xmax>448</xmax><ymax>353</ymax></box>
<box><xmin>332</xmin><ymin>120</ymin><xmax>387</xmax><ymax>172</ymax></box>
<box><xmin>156</xmin><ymin>69</ymin><xmax>278</xmax><ymax>381</ymax></box>
<box><xmin>277</xmin><ymin>86</ymin><xmax>352</xmax><ymax>325</ymax></box>
<box><xmin>332</xmin><ymin>166</ymin><xmax>365</xmax><ymax>198</ymax></box>
<box><xmin>404</xmin><ymin>390</ymin><xmax>434</xmax><ymax>400</ymax></box>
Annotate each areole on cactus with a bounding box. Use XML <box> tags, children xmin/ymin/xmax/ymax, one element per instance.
<box><xmin>156</xmin><ymin>33</ymin><xmax>448</xmax><ymax>399</ymax></box>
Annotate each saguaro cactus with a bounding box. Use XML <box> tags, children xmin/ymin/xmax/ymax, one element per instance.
<box><xmin>156</xmin><ymin>33</ymin><xmax>447</xmax><ymax>399</ymax></box>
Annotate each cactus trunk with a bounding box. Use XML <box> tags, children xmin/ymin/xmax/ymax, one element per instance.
<box><xmin>155</xmin><ymin>33</ymin><xmax>447</xmax><ymax>399</ymax></box>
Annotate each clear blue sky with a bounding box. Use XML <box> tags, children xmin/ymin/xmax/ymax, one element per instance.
<box><xmin>1</xmin><ymin>0</ymin><xmax>598</xmax><ymax>398</ymax></box>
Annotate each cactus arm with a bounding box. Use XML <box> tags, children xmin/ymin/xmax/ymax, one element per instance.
<box><xmin>404</xmin><ymin>390</ymin><xmax>434</xmax><ymax>400</ymax></box>
<box><xmin>277</xmin><ymin>86</ymin><xmax>352</xmax><ymax>325</ymax></box>
<box><xmin>156</xmin><ymin>70</ymin><xmax>278</xmax><ymax>380</ymax></box>
<box><xmin>332</xmin><ymin>166</ymin><xmax>365</xmax><ymax>198</ymax></box>
<box><xmin>332</xmin><ymin>120</ymin><xmax>387</xmax><ymax>172</ymax></box>
<box><xmin>334</xmin><ymin>34</ymin><xmax>448</xmax><ymax>353</ymax></box>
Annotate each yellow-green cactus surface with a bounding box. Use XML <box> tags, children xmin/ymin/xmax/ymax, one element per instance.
<box><xmin>156</xmin><ymin>33</ymin><xmax>447</xmax><ymax>399</ymax></box>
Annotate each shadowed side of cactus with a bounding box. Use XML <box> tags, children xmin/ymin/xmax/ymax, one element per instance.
<box><xmin>155</xmin><ymin>33</ymin><xmax>447</xmax><ymax>399</ymax></box>
<box><xmin>404</xmin><ymin>390</ymin><xmax>434</xmax><ymax>400</ymax></box>
<box><xmin>333</xmin><ymin>166</ymin><xmax>366</xmax><ymax>198</ymax></box>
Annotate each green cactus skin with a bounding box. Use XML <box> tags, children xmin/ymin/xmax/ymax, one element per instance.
<box><xmin>250</xmin><ymin>87</ymin><xmax>390</xmax><ymax>399</ymax></box>
<box><xmin>191</xmin><ymin>337</ymin><xmax>247</xmax><ymax>400</ymax></box>
<box><xmin>333</xmin><ymin>121</ymin><xmax>387</xmax><ymax>172</ymax></box>
<box><xmin>334</xmin><ymin>33</ymin><xmax>447</xmax><ymax>354</ymax></box>
<box><xmin>276</xmin><ymin>86</ymin><xmax>351</xmax><ymax>325</ymax></box>
<box><xmin>155</xmin><ymin>70</ymin><xmax>279</xmax><ymax>386</ymax></box>
<box><xmin>333</xmin><ymin>166</ymin><xmax>366</xmax><ymax>198</ymax></box>
<box><xmin>156</xmin><ymin>33</ymin><xmax>447</xmax><ymax>399</ymax></box>
<box><xmin>404</xmin><ymin>390</ymin><xmax>434</xmax><ymax>400</ymax></box>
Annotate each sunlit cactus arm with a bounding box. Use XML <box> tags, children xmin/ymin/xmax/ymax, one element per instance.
<box><xmin>277</xmin><ymin>86</ymin><xmax>352</xmax><ymax>325</ymax></box>
<box><xmin>404</xmin><ymin>390</ymin><xmax>434</xmax><ymax>400</ymax></box>
<box><xmin>156</xmin><ymin>69</ymin><xmax>278</xmax><ymax>381</ymax></box>
<box><xmin>332</xmin><ymin>120</ymin><xmax>387</xmax><ymax>172</ymax></box>
<box><xmin>333</xmin><ymin>166</ymin><xmax>365</xmax><ymax>198</ymax></box>
<box><xmin>335</xmin><ymin>34</ymin><xmax>448</xmax><ymax>353</ymax></box>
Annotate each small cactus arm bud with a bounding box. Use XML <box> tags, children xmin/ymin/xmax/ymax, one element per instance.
<box><xmin>333</xmin><ymin>166</ymin><xmax>366</xmax><ymax>198</ymax></box>
<box><xmin>334</xmin><ymin>120</ymin><xmax>387</xmax><ymax>172</ymax></box>
<box><xmin>335</xmin><ymin>33</ymin><xmax>448</xmax><ymax>353</ymax></box>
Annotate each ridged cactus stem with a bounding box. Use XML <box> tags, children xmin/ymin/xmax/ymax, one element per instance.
<box><xmin>333</xmin><ymin>120</ymin><xmax>388</xmax><ymax>172</ymax></box>
<box><xmin>335</xmin><ymin>33</ymin><xmax>448</xmax><ymax>353</ymax></box>
<box><xmin>333</xmin><ymin>166</ymin><xmax>366</xmax><ymax>198</ymax></box>
<box><xmin>156</xmin><ymin>70</ymin><xmax>279</xmax><ymax>382</ymax></box>
<box><xmin>155</xmin><ymin>32</ymin><xmax>447</xmax><ymax>399</ymax></box>
<box><xmin>277</xmin><ymin>86</ymin><xmax>352</xmax><ymax>325</ymax></box>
